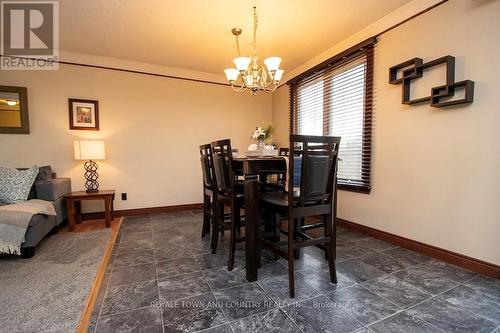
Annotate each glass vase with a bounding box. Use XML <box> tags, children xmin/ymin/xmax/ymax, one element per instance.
<box><xmin>257</xmin><ymin>140</ymin><xmax>265</xmax><ymax>152</ymax></box>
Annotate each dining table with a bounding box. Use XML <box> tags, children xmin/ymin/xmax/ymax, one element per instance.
<box><xmin>233</xmin><ymin>156</ymin><xmax>287</xmax><ymax>282</ymax></box>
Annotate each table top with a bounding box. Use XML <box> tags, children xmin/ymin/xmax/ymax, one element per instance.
<box><xmin>234</xmin><ymin>156</ymin><xmax>285</xmax><ymax>161</ymax></box>
<box><xmin>64</xmin><ymin>190</ymin><xmax>115</xmax><ymax>198</ymax></box>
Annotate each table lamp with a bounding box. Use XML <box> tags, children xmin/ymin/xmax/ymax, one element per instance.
<box><xmin>74</xmin><ymin>140</ymin><xmax>106</xmax><ymax>193</ymax></box>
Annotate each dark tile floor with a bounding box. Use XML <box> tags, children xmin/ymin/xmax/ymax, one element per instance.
<box><xmin>87</xmin><ymin>211</ymin><xmax>500</xmax><ymax>333</ymax></box>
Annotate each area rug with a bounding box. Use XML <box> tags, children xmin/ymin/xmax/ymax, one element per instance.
<box><xmin>0</xmin><ymin>228</ymin><xmax>112</xmax><ymax>333</ymax></box>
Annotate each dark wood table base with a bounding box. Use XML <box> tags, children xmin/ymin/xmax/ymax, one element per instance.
<box><xmin>234</xmin><ymin>157</ymin><xmax>286</xmax><ymax>282</ymax></box>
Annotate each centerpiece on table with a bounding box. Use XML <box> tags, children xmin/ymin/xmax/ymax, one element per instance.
<box><xmin>252</xmin><ymin>125</ymin><xmax>275</xmax><ymax>150</ymax></box>
<box><xmin>248</xmin><ymin>125</ymin><xmax>277</xmax><ymax>156</ymax></box>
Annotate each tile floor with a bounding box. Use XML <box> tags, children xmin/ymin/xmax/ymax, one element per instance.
<box><xmin>87</xmin><ymin>211</ymin><xmax>500</xmax><ymax>333</ymax></box>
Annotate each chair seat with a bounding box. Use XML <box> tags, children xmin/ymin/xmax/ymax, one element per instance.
<box><xmin>260</xmin><ymin>178</ymin><xmax>286</xmax><ymax>192</ymax></box>
<box><xmin>260</xmin><ymin>190</ymin><xmax>300</xmax><ymax>207</ymax></box>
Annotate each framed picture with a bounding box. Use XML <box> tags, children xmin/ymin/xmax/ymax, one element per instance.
<box><xmin>0</xmin><ymin>85</ymin><xmax>30</xmax><ymax>134</ymax></box>
<box><xmin>68</xmin><ymin>99</ymin><xmax>99</xmax><ymax>130</ymax></box>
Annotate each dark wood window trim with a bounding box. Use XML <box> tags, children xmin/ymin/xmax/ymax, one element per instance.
<box><xmin>287</xmin><ymin>37</ymin><xmax>376</xmax><ymax>85</ymax></box>
<box><xmin>288</xmin><ymin>37</ymin><xmax>376</xmax><ymax>194</ymax></box>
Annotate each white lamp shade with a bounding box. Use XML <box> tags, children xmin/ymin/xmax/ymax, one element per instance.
<box><xmin>224</xmin><ymin>68</ymin><xmax>239</xmax><ymax>81</ymax></box>
<box><xmin>264</xmin><ymin>57</ymin><xmax>282</xmax><ymax>72</ymax></box>
<box><xmin>74</xmin><ymin>140</ymin><xmax>106</xmax><ymax>160</ymax></box>
<box><xmin>273</xmin><ymin>69</ymin><xmax>284</xmax><ymax>81</ymax></box>
<box><xmin>233</xmin><ymin>57</ymin><xmax>251</xmax><ymax>71</ymax></box>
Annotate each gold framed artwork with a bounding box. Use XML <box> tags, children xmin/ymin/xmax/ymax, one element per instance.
<box><xmin>69</xmin><ymin>99</ymin><xmax>99</xmax><ymax>131</ymax></box>
<box><xmin>0</xmin><ymin>85</ymin><xmax>29</xmax><ymax>134</ymax></box>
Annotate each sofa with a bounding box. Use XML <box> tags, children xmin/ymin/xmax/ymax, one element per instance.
<box><xmin>0</xmin><ymin>166</ymin><xmax>71</xmax><ymax>258</ymax></box>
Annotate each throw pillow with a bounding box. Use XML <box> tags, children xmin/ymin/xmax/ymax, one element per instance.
<box><xmin>36</xmin><ymin>165</ymin><xmax>53</xmax><ymax>181</ymax></box>
<box><xmin>0</xmin><ymin>166</ymin><xmax>39</xmax><ymax>203</ymax></box>
<box><xmin>17</xmin><ymin>165</ymin><xmax>52</xmax><ymax>199</ymax></box>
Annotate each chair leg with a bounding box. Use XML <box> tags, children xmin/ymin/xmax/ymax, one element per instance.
<box><xmin>211</xmin><ymin>201</ymin><xmax>222</xmax><ymax>254</ymax></box>
<box><xmin>273</xmin><ymin>213</ymin><xmax>280</xmax><ymax>260</ymax></box>
<box><xmin>288</xmin><ymin>216</ymin><xmax>295</xmax><ymax>298</ymax></box>
<box><xmin>201</xmin><ymin>194</ymin><xmax>210</xmax><ymax>238</ymax></box>
<box><xmin>323</xmin><ymin>215</ymin><xmax>329</xmax><ymax>260</ymax></box>
<box><xmin>256</xmin><ymin>210</ymin><xmax>262</xmax><ymax>269</ymax></box>
<box><xmin>274</xmin><ymin>213</ymin><xmax>280</xmax><ymax>241</ymax></box>
<box><xmin>220</xmin><ymin>203</ymin><xmax>226</xmax><ymax>242</ymax></box>
<box><xmin>325</xmin><ymin>214</ymin><xmax>338</xmax><ymax>284</ymax></box>
<box><xmin>261</xmin><ymin>208</ymin><xmax>275</xmax><ymax>241</ymax></box>
<box><xmin>207</xmin><ymin>196</ymin><xmax>214</xmax><ymax>234</ymax></box>
<box><xmin>332</xmin><ymin>215</ymin><xmax>337</xmax><ymax>263</ymax></box>
<box><xmin>332</xmin><ymin>214</ymin><xmax>338</xmax><ymax>282</ymax></box>
<box><xmin>264</xmin><ymin>209</ymin><xmax>271</xmax><ymax>235</ymax></box>
<box><xmin>211</xmin><ymin>220</ymin><xmax>219</xmax><ymax>254</ymax></box>
<box><xmin>293</xmin><ymin>218</ymin><xmax>302</xmax><ymax>260</ymax></box>
<box><xmin>228</xmin><ymin>199</ymin><xmax>239</xmax><ymax>271</ymax></box>
<box><xmin>236</xmin><ymin>209</ymin><xmax>242</xmax><ymax>237</ymax></box>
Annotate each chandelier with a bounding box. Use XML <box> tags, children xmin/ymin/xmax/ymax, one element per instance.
<box><xmin>224</xmin><ymin>7</ymin><xmax>284</xmax><ymax>95</ymax></box>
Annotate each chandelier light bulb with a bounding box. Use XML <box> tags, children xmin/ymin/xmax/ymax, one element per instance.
<box><xmin>244</xmin><ymin>74</ymin><xmax>254</xmax><ymax>86</ymax></box>
<box><xmin>264</xmin><ymin>57</ymin><xmax>282</xmax><ymax>72</ymax></box>
<box><xmin>273</xmin><ymin>69</ymin><xmax>284</xmax><ymax>82</ymax></box>
<box><xmin>234</xmin><ymin>57</ymin><xmax>251</xmax><ymax>71</ymax></box>
<box><xmin>224</xmin><ymin>68</ymin><xmax>239</xmax><ymax>82</ymax></box>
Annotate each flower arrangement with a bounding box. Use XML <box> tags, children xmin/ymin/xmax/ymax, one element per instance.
<box><xmin>252</xmin><ymin>125</ymin><xmax>275</xmax><ymax>143</ymax></box>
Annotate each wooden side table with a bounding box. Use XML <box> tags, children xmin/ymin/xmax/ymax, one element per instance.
<box><xmin>64</xmin><ymin>190</ymin><xmax>115</xmax><ymax>231</ymax></box>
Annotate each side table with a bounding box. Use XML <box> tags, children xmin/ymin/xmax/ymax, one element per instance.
<box><xmin>64</xmin><ymin>190</ymin><xmax>115</xmax><ymax>231</ymax></box>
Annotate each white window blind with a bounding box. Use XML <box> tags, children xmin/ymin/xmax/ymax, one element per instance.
<box><xmin>290</xmin><ymin>40</ymin><xmax>374</xmax><ymax>193</ymax></box>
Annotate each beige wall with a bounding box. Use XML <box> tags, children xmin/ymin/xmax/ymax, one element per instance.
<box><xmin>272</xmin><ymin>0</ymin><xmax>500</xmax><ymax>265</ymax></box>
<box><xmin>271</xmin><ymin>85</ymin><xmax>290</xmax><ymax>148</ymax></box>
<box><xmin>0</xmin><ymin>64</ymin><xmax>271</xmax><ymax>211</ymax></box>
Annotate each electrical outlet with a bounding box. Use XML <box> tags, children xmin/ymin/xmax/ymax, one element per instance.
<box><xmin>121</xmin><ymin>193</ymin><xmax>127</xmax><ymax>200</ymax></box>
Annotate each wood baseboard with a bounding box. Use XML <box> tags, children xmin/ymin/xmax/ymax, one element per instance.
<box><xmin>77</xmin><ymin>217</ymin><xmax>123</xmax><ymax>333</ymax></box>
<box><xmin>82</xmin><ymin>203</ymin><xmax>204</xmax><ymax>220</ymax></box>
<box><xmin>337</xmin><ymin>218</ymin><xmax>500</xmax><ymax>279</ymax></box>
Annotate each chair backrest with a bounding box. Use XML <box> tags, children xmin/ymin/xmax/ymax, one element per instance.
<box><xmin>199</xmin><ymin>143</ymin><xmax>214</xmax><ymax>190</ymax></box>
<box><xmin>210</xmin><ymin>139</ymin><xmax>235</xmax><ymax>195</ymax></box>
<box><xmin>276</xmin><ymin>148</ymin><xmax>290</xmax><ymax>183</ymax></box>
<box><xmin>288</xmin><ymin>135</ymin><xmax>341</xmax><ymax>206</ymax></box>
<box><xmin>279</xmin><ymin>147</ymin><xmax>290</xmax><ymax>156</ymax></box>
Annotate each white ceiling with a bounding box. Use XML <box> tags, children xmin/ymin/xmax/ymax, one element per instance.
<box><xmin>60</xmin><ymin>0</ymin><xmax>411</xmax><ymax>74</ymax></box>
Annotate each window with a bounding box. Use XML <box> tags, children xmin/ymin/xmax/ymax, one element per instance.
<box><xmin>289</xmin><ymin>39</ymin><xmax>374</xmax><ymax>193</ymax></box>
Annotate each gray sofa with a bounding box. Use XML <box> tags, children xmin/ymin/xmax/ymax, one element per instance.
<box><xmin>0</xmin><ymin>166</ymin><xmax>71</xmax><ymax>258</ymax></box>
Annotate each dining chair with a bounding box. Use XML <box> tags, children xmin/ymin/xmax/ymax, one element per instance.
<box><xmin>260</xmin><ymin>134</ymin><xmax>341</xmax><ymax>297</ymax></box>
<box><xmin>210</xmin><ymin>139</ymin><xmax>245</xmax><ymax>271</ymax></box>
<box><xmin>199</xmin><ymin>143</ymin><xmax>216</xmax><ymax>238</ymax></box>
<box><xmin>261</xmin><ymin>146</ymin><xmax>302</xmax><ymax>242</ymax></box>
<box><xmin>278</xmin><ymin>147</ymin><xmax>290</xmax><ymax>156</ymax></box>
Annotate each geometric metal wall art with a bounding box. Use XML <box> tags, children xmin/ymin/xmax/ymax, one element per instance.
<box><xmin>389</xmin><ymin>55</ymin><xmax>474</xmax><ymax>107</ymax></box>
